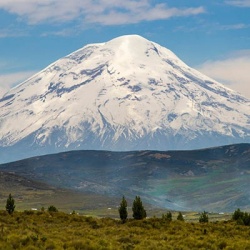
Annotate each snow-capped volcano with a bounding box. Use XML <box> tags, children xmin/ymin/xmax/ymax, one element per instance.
<box><xmin>1</xmin><ymin>35</ymin><xmax>250</xmax><ymax>163</ymax></box>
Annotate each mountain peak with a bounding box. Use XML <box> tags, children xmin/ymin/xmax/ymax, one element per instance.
<box><xmin>0</xmin><ymin>35</ymin><xmax>250</xmax><ymax>163</ymax></box>
<box><xmin>105</xmin><ymin>34</ymin><xmax>177</xmax><ymax>62</ymax></box>
<box><xmin>109</xmin><ymin>34</ymin><xmax>148</xmax><ymax>43</ymax></box>
<box><xmin>107</xmin><ymin>34</ymin><xmax>156</xmax><ymax>49</ymax></box>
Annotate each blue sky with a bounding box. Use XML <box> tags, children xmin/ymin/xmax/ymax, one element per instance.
<box><xmin>0</xmin><ymin>0</ymin><xmax>250</xmax><ymax>97</ymax></box>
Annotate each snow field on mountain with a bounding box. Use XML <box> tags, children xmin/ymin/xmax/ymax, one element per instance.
<box><xmin>0</xmin><ymin>35</ymin><xmax>249</xmax><ymax>158</ymax></box>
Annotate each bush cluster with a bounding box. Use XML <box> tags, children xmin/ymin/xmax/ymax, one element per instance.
<box><xmin>232</xmin><ymin>208</ymin><xmax>250</xmax><ymax>226</ymax></box>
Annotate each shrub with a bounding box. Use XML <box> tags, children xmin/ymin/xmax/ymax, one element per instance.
<box><xmin>23</xmin><ymin>210</ymin><xmax>35</xmax><ymax>215</ymax></box>
<box><xmin>232</xmin><ymin>208</ymin><xmax>244</xmax><ymax>221</ymax></box>
<box><xmin>41</xmin><ymin>236</ymin><xmax>47</xmax><ymax>242</ymax></box>
<box><xmin>243</xmin><ymin>212</ymin><xmax>250</xmax><ymax>226</ymax></box>
<box><xmin>218</xmin><ymin>241</ymin><xmax>227</xmax><ymax>249</ymax></box>
<box><xmin>47</xmin><ymin>205</ymin><xmax>58</xmax><ymax>212</ymax></box>
<box><xmin>232</xmin><ymin>209</ymin><xmax>250</xmax><ymax>226</ymax></box>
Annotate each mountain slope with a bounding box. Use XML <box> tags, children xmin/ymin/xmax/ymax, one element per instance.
<box><xmin>0</xmin><ymin>35</ymin><xmax>250</xmax><ymax>163</ymax></box>
<box><xmin>0</xmin><ymin>143</ymin><xmax>249</xmax><ymax>212</ymax></box>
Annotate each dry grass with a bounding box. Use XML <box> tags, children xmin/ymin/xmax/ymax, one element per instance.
<box><xmin>0</xmin><ymin>210</ymin><xmax>249</xmax><ymax>249</ymax></box>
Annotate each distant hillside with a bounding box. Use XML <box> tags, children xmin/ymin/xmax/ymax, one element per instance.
<box><xmin>0</xmin><ymin>143</ymin><xmax>249</xmax><ymax>212</ymax></box>
<box><xmin>0</xmin><ymin>171</ymin><xmax>123</xmax><ymax>214</ymax></box>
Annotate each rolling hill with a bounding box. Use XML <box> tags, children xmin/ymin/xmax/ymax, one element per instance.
<box><xmin>0</xmin><ymin>143</ymin><xmax>249</xmax><ymax>212</ymax></box>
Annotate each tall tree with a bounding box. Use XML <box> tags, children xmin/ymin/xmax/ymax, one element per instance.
<box><xmin>118</xmin><ymin>196</ymin><xmax>128</xmax><ymax>223</ymax></box>
<box><xmin>132</xmin><ymin>196</ymin><xmax>146</xmax><ymax>220</ymax></box>
<box><xmin>162</xmin><ymin>211</ymin><xmax>172</xmax><ymax>222</ymax></box>
<box><xmin>6</xmin><ymin>194</ymin><xmax>15</xmax><ymax>214</ymax></box>
<box><xmin>199</xmin><ymin>211</ymin><xmax>209</xmax><ymax>223</ymax></box>
<box><xmin>177</xmin><ymin>212</ymin><xmax>184</xmax><ymax>221</ymax></box>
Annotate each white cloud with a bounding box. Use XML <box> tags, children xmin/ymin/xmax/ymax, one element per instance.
<box><xmin>86</xmin><ymin>5</ymin><xmax>205</xmax><ymax>25</ymax></box>
<box><xmin>196</xmin><ymin>50</ymin><xmax>250</xmax><ymax>99</ymax></box>
<box><xmin>0</xmin><ymin>71</ymin><xmax>37</xmax><ymax>97</ymax></box>
<box><xmin>41</xmin><ymin>29</ymin><xmax>75</xmax><ymax>37</ymax></box>
<box><xmin>219</xmin><ymin>23</ymin><xmax>250</xmax><ymax>30</ymax></box>
<box><xmin>0</xmin><ymin>0</ymin><xmax>205</xmax><ymax>25</ymax></box>
<box><xmin>225</xmin><ymin>0</ymin><xmax>250</xmax><ymax>7</ymax></box>
<box><xmin>0</xmin><ymin>28</ymin><xmax>29</xmax><ymax>38</ymax></box>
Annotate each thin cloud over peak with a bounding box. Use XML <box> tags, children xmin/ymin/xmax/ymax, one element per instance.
<box><xmin>0</xmin><ymin>0</ymin><xmax>205</xmax><ymax>25</ymax></box>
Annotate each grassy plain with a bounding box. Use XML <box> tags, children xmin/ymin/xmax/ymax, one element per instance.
<box><xmin>0</xmin><ymin>210</ymin><xmax>249</xmax><ymax>250</ymax></box>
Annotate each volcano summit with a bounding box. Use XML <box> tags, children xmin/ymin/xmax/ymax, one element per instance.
<box><xmin>0</xmin><ymin>35</ymin><xmax>250</xmax><ymax>162</ymax></box>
